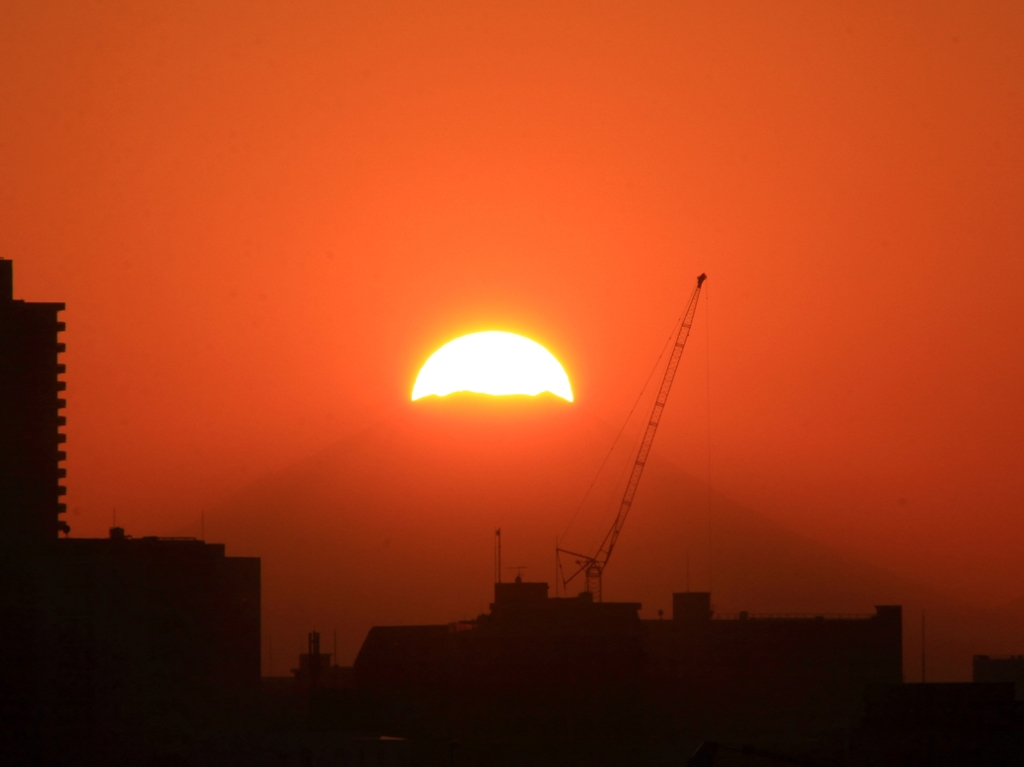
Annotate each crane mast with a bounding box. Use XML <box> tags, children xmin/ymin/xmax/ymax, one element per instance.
<box><xmin>559</xmin><ymin>273</ymin><xmax>706</xmax><ymax>601</ymax></box>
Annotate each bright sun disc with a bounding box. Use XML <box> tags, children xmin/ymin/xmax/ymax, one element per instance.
<box><xmin>412</xmin><ymin>331</ymin><xmax>574</xmax><ymax>402</ymax></box>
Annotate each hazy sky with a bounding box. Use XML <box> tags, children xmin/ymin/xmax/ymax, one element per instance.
<box><xmin>3</xmin><ymin>1</ymin><xmax>1023</xmax><ymax>608</ymax></box>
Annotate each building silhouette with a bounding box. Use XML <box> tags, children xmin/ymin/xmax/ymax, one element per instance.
<box><xmin>32</xmin><ymin>530</ymin><xmax>260</xmax><ymax>763</ymax></box>
<box><xmin>646</xmin><ymin>591</ymin><xmax>902</xmax><ymax>713</ymax></box>
<box><xmin>0</xmin><ymin>261</ymin><xmax>260</xmax><ymax>766</ymax></box>
<box><xmin>351</xmin><ymin>578</ymin><xmax>903</xmax><ymax>764</ymax></box>
<box><xmin>0</xmin><ymin>259</ymin><xmax>69</xmax><ymax>763</ymax></box>
<box><xmin>0</xmin><ymin>259</ymin><xmax>68</xmax><ymax>542</ymax></box>
<box><xmin>974</xmin><ymin>655</ymin><xmax>1024</xmax><ymax>700</ymax></box>
<box><xmin>849</xmin><ymin>683</ymin><xmax>1024</xmax><ymax>765</ymax></box>
<box><xmin>356</xmin><ymin>579</ymin><xmax>901</xmax><ymax>698</ymax></box>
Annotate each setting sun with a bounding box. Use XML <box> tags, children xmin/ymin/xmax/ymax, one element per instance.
<box><xmin>411</xmin><ymin>331</ymin><xmax>574</xmax><ymax>402</ymax></box>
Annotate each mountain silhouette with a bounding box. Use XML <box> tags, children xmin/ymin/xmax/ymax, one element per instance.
<box><xmin>202</xmin><ymin>396</ymin><xmax>1016</xmax><ymax>680</ymax></box>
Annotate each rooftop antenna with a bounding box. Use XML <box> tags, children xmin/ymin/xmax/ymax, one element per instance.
<box><xmin>508</xmin><ymin>566</ymin><xmax>526</xmax><ymax>581</ymax></box>
<box><xmin>309</xmin><ymin>631</ymin><xmax>321</xmax><ymax>687</ymax></box>
<box><xmin>494</xmin><ymin>528</ymin><xmax>502</xmax><ymax>584</ymax></box>
<box><xmin>201</xmin><ymin>511</ymin><xmax>205</xmax><ymax>542</ymax></box>
<box><xmin>554</xmin><ymin>539</ymin><xmax>559</xmax><ymax>597</ymax></box>
<box><xmin>922</xmin><ymin>613</ymin><xmax>927</xmax><ymax>683</ymax></box>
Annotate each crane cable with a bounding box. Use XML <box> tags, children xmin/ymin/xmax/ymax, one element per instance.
<box><xmin>705</xmin><ymin>280</ymin><xmax>714</xmax><ymax>593</ymax></box>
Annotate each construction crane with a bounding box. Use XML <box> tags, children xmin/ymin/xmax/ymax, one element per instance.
<box><xmin>558</xmin><ymin>273</ymin><xmax>706</xmax><ymax>601</ymax></box>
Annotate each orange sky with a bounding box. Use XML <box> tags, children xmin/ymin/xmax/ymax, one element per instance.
<box><xmin>3</xmin><ymin>1</ymin><xmax>1024</xmax><ymax>612</ymax></box>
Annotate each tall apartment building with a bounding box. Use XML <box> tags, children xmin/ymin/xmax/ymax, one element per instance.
<box><xmin>0</xmin><ymin>259</ymin><xmax>68</xmax><ymax>763</ymax></box>
<box><xmin>0</xmin><ymin>258</ymin><xmax>68</xmax><ymax>545</ymax></box>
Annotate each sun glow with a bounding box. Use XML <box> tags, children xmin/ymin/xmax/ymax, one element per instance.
<box><xmin>412</xmin><ymin>331</ymin><xmax>574</xmax><ymax>402</ymax></box>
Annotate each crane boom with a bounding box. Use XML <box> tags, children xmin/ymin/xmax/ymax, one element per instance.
<box><xmin>559</xmin><ymin>273</ymin><xmax>706</xmax><ymax>601</ymax></box>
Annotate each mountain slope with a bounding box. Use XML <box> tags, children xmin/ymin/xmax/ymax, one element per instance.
<box><xmin>203</xmin><ymin>398</ymin><xmax>1013</xmax><ymax>679</ymax></box>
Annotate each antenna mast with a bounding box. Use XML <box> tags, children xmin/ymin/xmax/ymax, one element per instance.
<box><xmin>558</xmin><ymin>273</ymin><xmax>706</xmax><ymax>601</ymax></box>
<box><xmin>494</xmin><ymin>528</ymin><xmax>502</xmax><ymax>584</ymax></box>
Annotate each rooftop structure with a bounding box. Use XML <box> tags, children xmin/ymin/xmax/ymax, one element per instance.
<box><xmin>355</xmin><ymin>580</ymin><xmax>902</xmax><ymax>718</ymax></box>
<box><xmin>974</xmin><ymin>655</ymin><xmax>1024</xmax><ymax>700</ymax></box>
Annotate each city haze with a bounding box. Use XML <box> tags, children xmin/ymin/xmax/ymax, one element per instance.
<box><xmin>4</xmin><ymin>1</ymin><xmax>1024</xmax><ymax>671</ymax></box>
